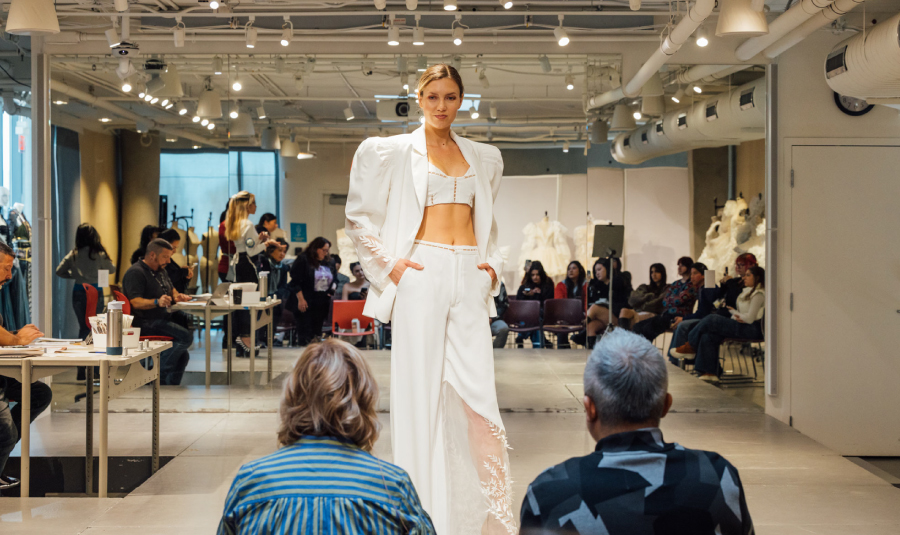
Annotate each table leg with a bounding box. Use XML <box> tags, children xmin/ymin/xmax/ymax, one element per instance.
<box><xmin>204</xmin><ymin>308</ymin><xmax>211</xmax><ymax>388</ymax></box>
<box><xmin>226</xmin><ymin>312</ymin><xmax>233</xmax><ymax>385</ymax></box>
<box><xmin>19</xmin><ymin>360</ymin><xmax>31</xmax><ymax>499</ymax></box>
<box><xmin>98</xmin><ymin>359</ymin><xmax>109</xmax><ymax>498</ymax></box>
<box><xmin>249</xmin><ymin>310</ymin><xmax>257</xmax><ymax>386</ymax></box>
<box><xmin>267</xmin><ymin>309</ymin><xmax>273</xmax><ymax>384</ymax></box>
<box><xmin>152</xmin><ymin>353</ymin><xmax>160</xmax><ymax>474</ymax></box>
<box><xmin>85</xmin><ymin>366</ymin><xmax>94</xmax><ymax>494</ymax></box>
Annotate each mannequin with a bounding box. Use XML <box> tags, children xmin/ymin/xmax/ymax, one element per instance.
<box><xmin>200</xmin><ymin>227</ymin><xmax>220</xmax><ymax>294</ymax></box>
<box><xmin>518</xmin><ymin>214</ymin><xmax>571</xmax><ymax>282</ymax></box>
<box><xmin>334</xmin><ymin>227</ymin><xmax>358</xmax><ymax>278</ymax></box>
<box><xmin>573</xmin><ymin>214</ymin><xmax>612</xmax><ymax>270</ymax></box>
<box><xmin>185</xmin><ymin>226</ymin><xmax>201</xmax><ymax>292</ymax></box>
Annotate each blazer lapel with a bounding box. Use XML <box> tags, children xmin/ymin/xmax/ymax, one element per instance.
<box><xmin>411</xmin><ymin>126</ymin><xmax>429</xmax><ymax>210</ymax></box>
<box><xmin>451</xmin><ymin>131</ymin><xmax>492</xmax><ymax>261</ymax></box>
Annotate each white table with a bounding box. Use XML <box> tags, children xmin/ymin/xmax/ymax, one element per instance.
<box><xmin>172</xmin><ymin>299</ymin><xmax>280</xmax><ymax>387</ymax></box>
<box><xmin>0</xmin><ymin>342</ymin><xmax>170</xmax><ymax>498</ymax></box>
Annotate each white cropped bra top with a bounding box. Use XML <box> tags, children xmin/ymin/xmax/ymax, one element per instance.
<box><xmin>425</xmin><ymin>161</ymin><xmax>476</xmax><ymax>208</ymax></box>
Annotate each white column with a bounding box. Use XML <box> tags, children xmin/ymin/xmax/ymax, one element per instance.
<box><xmin>30</xmin><ymin>37</ymin><xmax>53</xmax><ymax>332</ymax></box>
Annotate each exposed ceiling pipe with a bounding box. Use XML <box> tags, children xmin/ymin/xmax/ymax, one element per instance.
<box><xmin>694</xmin><ymin>64</ymin><xmax>752</xmax><ymax>83</ymax></box>
<box><xmin>610</xmin><ymin>77</ymin><xmax>766</xmax><ymax>165</ymax></box>
<box><xmin>734</xmin><ymin>0</ymin><xmax>835</xmax><ymax>61</ymax></box>
<box><xmin>586</xmin><ymin>0</ymin><xmax>715</xmax><ymax>111</ymax></box>
<box><xmin>824</xmin><ymin>11</ymin><xmax>900</xmax><ymax>100</ymax></box>
<box><xmin>50</xmin><ymin>80</ymin><xmax>223</xmax><ymax>148</ymax></box>
<box><xmin>675</xmin><ymin>65</ymin><xmax>739</xmax><ymax>84</ymax></box>
<box><xmin>762</xmin><ymin>0</ymin><xmax>864</xmax><ymax>58</ymax></box>
<box><xmin>58</xmin><ymin>32</ymin><xmax>660</xmax><ymax>44</ymax></box>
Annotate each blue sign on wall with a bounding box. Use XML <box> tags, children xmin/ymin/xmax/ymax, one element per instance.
<box><xmin>290</xmin><ymin>223</ymin><xmax>307</xmax><ymax>243</ymax></box>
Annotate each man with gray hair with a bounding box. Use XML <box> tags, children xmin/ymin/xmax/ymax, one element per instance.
<box><xmin>520</xmin><ymin>329</ymin><xmax>753</xmax><ymax>534</ymax></box>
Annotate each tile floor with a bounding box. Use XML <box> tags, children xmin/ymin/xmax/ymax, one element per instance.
<box><xmin>2</xmin><ymin>344</ymin><xmax>899</xmax><ymax>534</ymax></box>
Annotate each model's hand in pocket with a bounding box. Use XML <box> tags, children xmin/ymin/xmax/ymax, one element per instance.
<box><xmin>390</xmin><ymin>258</ymin><xmax>424</xmax><ymax>286</ymax></box>
<box><xmin>477</xmin><ymin>263</ymin><xmax>497</xmax><ymax>283</ymax></box>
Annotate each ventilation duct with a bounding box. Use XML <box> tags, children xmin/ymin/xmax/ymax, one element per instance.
<box><xmin>764</xmin><ymin>0</ymin><xmax>864</xmax><ymax>58</ymax></box>
<box><xmin>611</xmin><ymin>77</ymin><xmax>766</xmax><ymax>165</ymax></box>
<box><xmin>824</xmin><ymin>11</ymin><xmax>900</xmax><ymax>100</ymax></box>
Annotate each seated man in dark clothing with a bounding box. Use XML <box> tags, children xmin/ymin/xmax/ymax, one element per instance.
<box><xmin>521</xmin><ymin>329</ymin><xmax>753</xmax><ymax>535</ymax></box>
<box><xmin>122</xmin><ymin>238</ymin><xmax>193</xmax><ymax>385</ymax></box>
<box><xmin>0</xmin><ymin>242</ymin><xmax>51</xmax><ymax>491</ymax></box>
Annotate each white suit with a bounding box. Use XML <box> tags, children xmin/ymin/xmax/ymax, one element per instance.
<box><xmin>346</xmin><ymin>126</ymin><xmax>516</xmax><ymax>534</ymax></box>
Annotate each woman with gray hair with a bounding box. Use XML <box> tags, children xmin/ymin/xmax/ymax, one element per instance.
<box><xmin>520</xmin><ymin>329</ymin><xmax>753</xmax><ymax>535</ymax></box>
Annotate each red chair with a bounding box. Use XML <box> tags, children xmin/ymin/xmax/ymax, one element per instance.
<box><xmin>332</xmin><ymin>300</ymin><xmax>375</xmax><ymax>347</ymax></box>
<box><xmin>113</xmin><ymin>291</ymin><xmax>173</xmax><ymax>343</ymax></box>
<box><xmin>82</xmin><ymin>284</ymin><xmax>100</xmax><ymax>329</ymax></box>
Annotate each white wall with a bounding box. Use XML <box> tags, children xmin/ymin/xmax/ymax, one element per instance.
<box><xmin>771</xmin><ymin>29</ymin><xmax>900</xmax><ymax>436</ymax></box>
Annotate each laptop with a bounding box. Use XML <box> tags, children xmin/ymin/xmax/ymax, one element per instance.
<box><xmin>211</xmin><ymin>282</ymin><xmax>232</xmax><ymax>306</ymax></box>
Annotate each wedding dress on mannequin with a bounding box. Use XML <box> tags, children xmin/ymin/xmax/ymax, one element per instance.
<box><xmin>573</xmin><ymin>214</ymin><xmax>611</xmax><ymax>270</ymax></box>
<box><xmin>518</xmin><ymin>215</ymin><xmax>571</xmax><ymax>282</ymax></box>
<box><xmin>335</xmin><ymin>227</ymin><xmax>358</xmax><ymax>278</ymax></box>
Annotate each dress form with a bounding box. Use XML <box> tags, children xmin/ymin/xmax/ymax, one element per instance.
<box><xmin>185</xmin><ymin>227</ymin><xmax>201</xmax><ymax>292</ymax></box>
<box><xmin>518</xmin><ymin>214</ymin><xmax>571</xmax><ymax>282</ymax></box>
<box><xmin>335</xmin><ymin>227</ymin><xmax>358</xmax><ymax>277</ymax></box>
<box><xmin>200</xmin><ymin>228</ymin><xmax>220</xmax><ymax>294</ymax></box>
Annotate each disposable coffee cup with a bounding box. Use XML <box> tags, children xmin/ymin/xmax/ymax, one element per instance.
<box><xmin>232</xmin><ymin>288</ymin><xmax>243</xmax><ymax>305</ymax></box>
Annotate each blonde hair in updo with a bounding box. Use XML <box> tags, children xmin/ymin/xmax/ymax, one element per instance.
<box><xmin>277</xmin><ymin>338</ymin><xmax>381</xmax><ymax>451</ymax></box>
<box><xmin>416</xmin><ymin>63</ymin><xmax>465</xmax><ymax>98</ymax></box>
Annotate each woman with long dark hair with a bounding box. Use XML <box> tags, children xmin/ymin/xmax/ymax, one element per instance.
<box><xmin>553</xmin><ymin>261</ymin><xmax>587</xmax><ymax>349</ymax></box>
<box><xmin>515</xmin><ymin>260</ymin><xmax>555</xmax><ymax>348</ymax></box>
<box><xmin>56</xmin><ymin>224</ymin><xmax>116</xmax><ymax>341</ymax></box>
<box><xmin>130</xmin><ymin>224</ymin><xmax>160</xmax><ymax>265</ymax></box>
<box><xmin>583</xmin><ymin>258</ymin><xmax>630</xmax><ymax>348</ymax></box>
<box><xmin>619</xmin><ymin>262</ymin><xmax>668</xmax><ymax>329</ymax></box>
<box><xmin>288</xmin><ymin>237</ymin><xmax>337</xmax><ymax>345</ymax></box>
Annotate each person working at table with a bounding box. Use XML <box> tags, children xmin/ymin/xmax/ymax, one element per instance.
<box><xmin>122</xmin><ymin>238</ymin><xmax>193</xmax><ymax>386</ymax></box>
<box><xmin>0</xmin><ymin>241</ymin><xmax>50</xmax><ymax>492</ymax></box>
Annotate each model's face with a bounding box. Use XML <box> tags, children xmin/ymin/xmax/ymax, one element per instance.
<box><xmin>595</xmin><ymin>264</ymin><xmax>607</xmax><ymax>281</ymax></box>
<box><xmin>419</xmin><ymin>78</ymin><xmax>462</xmax><ymax>130</ymax></box>
<box><xmin>352</xmin><ymin>265</ymin><xmax>365</xmax><ymax>279</ymax></box>
<box><xmin>690</xmin><ymin>268</ymin><xmax>704</xmax><ymax>286</ymax></box>
<box><xmin>530</xmin><ymin>270</ymin><xmax>541</xmax><ymax>284</ymax></box>
<box><xmin>650</xmin><ymin>269</ymin><xmax>662</xmax><ymax>283</ymax></box>
<box><xmin>567</xmin><ymin>264</ymin><xmax>579</xmax><ymax>280</ymax></box>
<box><xmin>743</xmin><ymin>271</ymin><xmax>756</xmax><ymax>288</ymax></box>
<box><xmin>317</xmin><ymin>244</ymin><xmax>330</xmax><ymax>261</ymax></box>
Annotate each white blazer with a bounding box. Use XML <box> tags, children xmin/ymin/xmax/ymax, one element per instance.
<box><xmin>345</xmin><ymin>125</ymin><xmax>505</xmax><ymax>322</ymax></box>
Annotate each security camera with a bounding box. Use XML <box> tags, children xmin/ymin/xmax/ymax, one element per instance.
<box><xmin>112</xmin><ymin>41</ymin><xmax>140</xmax><ymax>57</ymax></box>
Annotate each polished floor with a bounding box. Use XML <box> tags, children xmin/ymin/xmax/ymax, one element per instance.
<box><xmin>2</xmin><ymin>341</ymin><xmax>899</xmax><ymax>534</ymax></box>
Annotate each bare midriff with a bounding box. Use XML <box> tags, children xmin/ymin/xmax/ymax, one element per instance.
<box><xmin>415</xmin><ymin>204</ymin><xmax>477</xmax><ymax>246</ymax></box>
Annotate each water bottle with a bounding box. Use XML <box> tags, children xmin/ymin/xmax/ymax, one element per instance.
<box><xmin>258</xmin><ymin>271</ymin><xmax>269</xmax><ymax>301</ymax></box>
<box><xmin>107</xmin><ymin>301</ymin><xmax>124</xmax><ymax>356</ymax></box>
<box><xmin>351</xmin><ymin>318</ymin><xmax>360</xmax><ymax>333</ymax></box>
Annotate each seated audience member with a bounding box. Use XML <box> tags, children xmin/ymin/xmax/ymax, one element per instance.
<box><xmin>129</xmin><ymin>224</ymin><xmax>161</xmax><ymax>265</ymax></box>
<box><xmin>515</xmin><ymin>261</ymin><xmax>554</xmax><ymax>348</ymax></box>
<box><xmin>341</xmin><ymin>262</ymin><xmax>370</xmax><ymax>301</ymax></box>
<box><xmin>665</xmin><ymin>263</ymin><xmax>718</xmax><ymax>362</ymax></box>
<box><xmin>158</xmin><ymin>228</ymin><xmax>195</xmax><ymax>295</ymax></box>
<box><xmin>619</xmin><ymin>263</ymin><xmax>668</xmax><ymax>329</ymax></box>
<box><xmin>520</xmin><ymin>329</ymin><xmax>753</xmax><ymax>535</ymax></box>
<box><xmin>673</xmin><ymin>266</ymin><xmax>766</xmax><ymax>382</ymax></box>
<box><xmin>632</xmin><ymin>256</ymin><xmax>699</xmax><ymax>343</ymax></box>
<box><xmin>491</xmin><ymin>281</ymin><xmax>511</xmax><ymax>349</ymax></box>
<box><xmin>581</xmin><ymin>259</ymin><xmax>629</xmax><ymax>349</ymax></box>
<box><xmin>613</xmin><ymin>257</ymin><xmax>633</xmax><ymax>297</ymax></box>
<box><xmin>258</xmin><ymin>243</ymin><xmax>291</xmax><ymax>334</ymax></box>
<box><xmin>256</xmin><ymin>212</ymin><xmax>288</xmax><ymax>242</ymax></box>
<box><xmin>218</xmin><ymin>339</ymin><xmax>435</xmax><ymax>534</ymax></box>
<box><xmin>122</xmin><ymin>239</ymin><xmax>193</xmax><ymax>385</ymax></box>
<box><xmin>553</xmin><ymin>261</ymin><xmax>587</xmax><ymax>349</ymax></box>
<box><xmin>718</xmin><ymin>253</ymin><xmax>758</xmax><ymax>312</ymax></box>
<box><xmin>332</xmin><ymin>254</ymin><xmax>351</xmax><ymax>298</ymax></box>
<box><xmin>0</xmin><ymin>242</ymin><xmax>49</xmax><ymax>492</ymax></box>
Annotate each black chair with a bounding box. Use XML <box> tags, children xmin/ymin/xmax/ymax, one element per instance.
<box><xmin>503</xmin><ymin>300</ymin><xmax>542</xmax><ymax>347</ymax></box>
<box><xmin>542</xmin><ymin>298</ymin><xmax>586</xmax><ymax>348</ymax></box>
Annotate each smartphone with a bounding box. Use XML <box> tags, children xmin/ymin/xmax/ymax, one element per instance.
<box><xmin>725</xmin><ymin>267</ymin><xmax>729</xmax><ymax>275</ymax></box>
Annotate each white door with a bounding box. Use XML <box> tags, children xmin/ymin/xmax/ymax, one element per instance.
<box><xmin>790</xmin><ymin>145</ymin><xmax>900</xmax><ymax>455</ymax></box>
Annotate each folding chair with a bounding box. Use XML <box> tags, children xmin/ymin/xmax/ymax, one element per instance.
<box><xmin>542</xmin><ymin>298</ymin><xmax>586</xmax><ymax>348</ymax></box>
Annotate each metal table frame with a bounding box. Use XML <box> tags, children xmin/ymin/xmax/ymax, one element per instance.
<box><xmin>0</xmin><ymin>342</ymin><xmax>170</xmax><ymax>498</ymax></box>
<box><xmin>172</xmin><ymin>299</ymin><xmax>280</xmax><ymax>387</ymax></box>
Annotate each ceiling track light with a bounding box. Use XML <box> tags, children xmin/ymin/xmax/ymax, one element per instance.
<box><xmin>232</xmin><ymin>70</ymin><xmax>243</xmax><ymax>92</ymax></box>
<box><xmin>554</xmin><ymin>15</ymin><xmax>570</xmax><ymax>46</ymax></box>
<box><xmin>632</xmin><ymin>110</ymin><xmax>642</xmax><ymax>120</ymax></box>
<box><xmin>672</xmin><ymin>87</ymin><xmax>685</xmax><ymax>103</ymax></box>
<box><xmin>470</xmin><ymin>106</ymin><xmax>480</xmax><ymax>119</ymax></box>
<box><xmin>160</xmin><ymin>98</ymin><xmax>169</xmax><ymax>107</ymax></box>
<box><xmin>500</xmin><ymin>0</ymin><xmax>513</xmax><ymax>8</ymax></box>
<box><xmin>52</xmin><ymin>93</ymin><xmax>69</xmax><ymax>105</ymax></box>
<box><xmin>479</xmin><ymin>69</ymin><xmax>490</xmax><ymax>89</ymax></box>
<box><xmin>281</xmin><ymin>17</ymin><xmax>293</xmax><ymax>46</ymax></box>
<box><xmin>105</xmin><ymin>26</ymin><xmax>121</xmax><ymax>48</ymax></box>
<box><xmin>406</xmin><ymin>0</ymin><xmax>418</xmax><ymax>9</ymax></box>
<box><xmin>401</xmin><ymin>72</ymin><xmax>409</xmax><ymax>90</ymax></box>
<box><xmin>207</xmin><ymin>122</ymin><xmax>216</xmax><ymax>131</ymax></box>
<box><xmin>114</xmin><ymin>0</ymin><xmax>129</xmax><ymax>11</ymax></box>
<box><xmin>177</xmin><ymin>102</ymin><xmax>188</xmax><ymax>115</ymax></box>
<box><xmin>344</xmin><ymin>101</ymin><xmax>355</xmax><ymax>121</ymax></box>
<box><xmin>209</xmin><ymin>0</ymin><xmax>223</xmax><ymax>9</ymax></box>
<box><xmin>193</xmin><ymin>115</ymin><xmax>201</xmax><ymax>123</ymax></box>
<box><xmin>695</xmin><ymin>26</ymin><xmax>709</xmax><ymax>47</ymax></box>
<box><xmin>212</xmin><ymin>56</ymin><xmax>223</xmax><ymax>76</ymax></box>
<box><xmin>417</xmin><ymin>55</ymin><xmax>427</xmax><ymax>72</ymax></box>
<box><xmin>374</xmin><ymin>0</ymin><xmax>387</xmax><ymax>9</ymax></box>
<box><xmin>201</xmin><ymin>118</ymin><xmax>209</xmax><ymax>126</ymax></box>
<box><xmin>174</xmin><ymin>17</ymin><xmax>185</xmax><ymax>48</ymax></box>
<box><xmin>413</xmin><ymin>15</ymin><xmax>425</xmax><ymax>46</ymax></box>
<box><xmin>565</xmin><ymin>72</ymin><xmax>574</xmax><ymax>90</ymax></box>
<box><xmin>692</xmin><ymin>84</ymin><xmax>703</xmax><ymax>94</ymax></box>
<box><xmin>388</xmin><ymin>24</ymin><xmax>400</xmax><ymax>46</ymax></box>
<box><xmin>150</xmin><ymin>97</ymin><xmax>159</xmax><ymax>105</ymax></box>
<box><xmin>230</xmin><ymin>102</ymin><xmax>239</xmax><ymax>119</ymax></box>
<box><xmin>563</xmin><ymin>140</ymin><xmax>570</xmax><ymax>153</ymax></box>
<box><xmin>444</xmin><ymin>0</ymin><xmax>458</xmax><ymax>11</ymax></box>
<box><xmin>539</xmin><ymin>55</ymin><xmax>551</xmax><ymax>73</ymax></box>
<box><xmin>165</xmin><ymin>102</ymin><xmax>174</xmax><ymax>110</ymax></box>
<box><xmin>452</xmin><ymin>26</ymin><xmax>464</xmax><ymax>46</ymax></box>
<box><xmin>245</xmin><ymin>18</ymin><xmax>257</xmax><ymax>49</ymax></box>
<box><xmin>257</xmin><ymin>102</ymin><xmax>267</xmax><ymax>119</ymax></box>
<box><xmin>489</xmin><ymin>103</ymin><xmax>498</xmax><ymax>119</ymax></box>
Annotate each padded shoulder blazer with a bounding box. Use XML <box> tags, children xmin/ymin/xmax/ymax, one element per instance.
<box><xmin>345</xmin><ymin>125</ymin><xmax>505</xmax><ymax>322</ymax></box>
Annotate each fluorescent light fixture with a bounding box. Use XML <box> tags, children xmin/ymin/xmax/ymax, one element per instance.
<box><xmin>105</xmin><ymin>28</ymin><xmax>121</xmax><ymax>48</ymax></box>
<box><xmin>178</xmin><ymin>102</ymin><xmax>188</xmax><ymax>115</ymax></box>
<box><xmin>444</xmin><ymin>0</ymin><xmax>458</xmax><ymax>11</ymax></box>
<box><xmin>344</xmin><ymin>103</ymin><xmax>355</xmax><ymax>121</ymax></box>
<box><xmin>452</xmin><ymin>26</ymin><xmax>464</xmax><ymax>46</ymax></box>
<box><xmin>388</xmin><ymin>25</ymin><xmax>400</xmax><ymax>46</ymax></box>
<box><xmin>212</xmin><ymin>56</ymin><xmax>223</xmax><ymax>75</ymax></box>
<box><xmin>539</xmin><ymin>55</ymin><xmax>551</xmax><ymax>73</ymax></box>
<box><xmin>501</xmin><ymin>0</ymin><xmax>513</xmax><ymax>8</ymax></box>
<box><xmin>565</xmin><ymin>73</ymin><xmax>574</xmax><ymax>90</ymax></box>
<box><xmin>413</xmin><ymin>26</ymin><xmax>425</xmax><ymax>45</ymax></box>
<box><xmin>563</xmin><ymin>141</ymin><xmax>570</xmax><ymax>153</ymax></box>
<box><xmin>695</xmin><ymin>26</ymin><xmax>709</xmax><ymax>47</ymax></box>
<box><xmin>245</xmin><ymin>25</ymin><xmax>257</xmax><ymax>48</ymax></box>
<box><xmin>257</xmin><ymin>104</ymin><xmax>267</xmax><ymax>119</ymax></box>
<box><xmin>6</xmin><ymin>0</ymin><xmax>61</xmax><ymax>35</ymax></box>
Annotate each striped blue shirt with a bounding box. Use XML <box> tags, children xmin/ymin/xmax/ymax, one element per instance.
<box><xmin>218</xmin><ymin>436</ymin><xmax>435</xmax><ymax>535</ymax></box>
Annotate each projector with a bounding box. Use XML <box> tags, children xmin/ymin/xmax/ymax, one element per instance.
<box><xmin>112</xmin><ymin>41</ymin><xmax>140</xmax><ymax>57</ymax></box>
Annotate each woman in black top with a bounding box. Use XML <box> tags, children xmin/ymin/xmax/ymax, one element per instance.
<box><xmin>584</xmin><ymin>259</ymin><xmax>630</xmax><ymax>347</ymax></box>
<box><xmin>619</xmin><ymin>263</ymin><xmax>668</xmax><ymax>329</ymax></box>
<box><xmin>515</xmin><ymin>260</ymin><xmax>554</xmax><ymax>348</ymax></box>
<box><xmin>288</xmin><ymin>237</ymin><xmax>337</xmax><ymax>345</ymax></box>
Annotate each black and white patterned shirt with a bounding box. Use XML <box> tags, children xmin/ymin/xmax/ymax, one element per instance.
<box><xmin>520</xmin><ymin>428</ymin><xmax>753</xmax><ymax>535</ymax></box>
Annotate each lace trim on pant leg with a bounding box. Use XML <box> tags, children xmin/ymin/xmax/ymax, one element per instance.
<box><xmin>481</xmin><ymin>417</ymin><xmax>517</xmax><ymax>535</ymax></box>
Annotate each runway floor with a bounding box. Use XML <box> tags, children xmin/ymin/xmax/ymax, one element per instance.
<box><xmin>2</xmin><ymin>340</ymin><xmax>899</xmax><ymax>534</ymax></box>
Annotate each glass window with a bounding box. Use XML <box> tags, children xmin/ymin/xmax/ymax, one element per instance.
<box><xmin>239</xmin><ymin>151</ymin><xmax>278</xmax><ymax>218</ymax></box>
